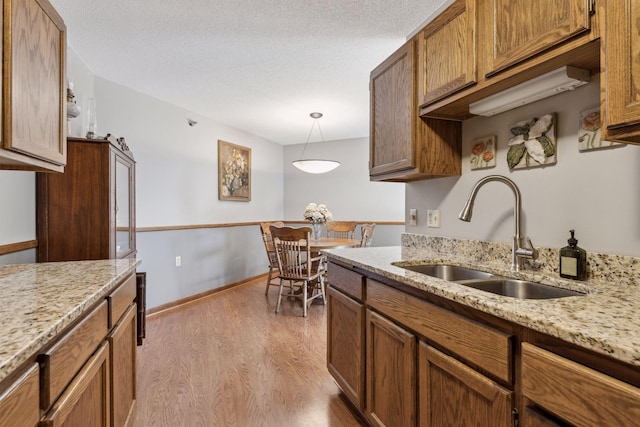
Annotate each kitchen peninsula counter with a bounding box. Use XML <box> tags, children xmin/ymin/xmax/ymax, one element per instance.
<box><xmin>324</xmin><ymin>244</ymin><xmax>640</xmax><ymax>367</ymax></box>
<box><xmin>0</xmin><ymin>258</ymin><xmax>141</xmax><ymax>384</ymax></box>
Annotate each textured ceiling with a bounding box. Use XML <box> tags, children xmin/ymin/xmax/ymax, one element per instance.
<box><xmin>50</xmin><ymin>0</ymin><xmax>451</xmax><ymax>145</ymax></box>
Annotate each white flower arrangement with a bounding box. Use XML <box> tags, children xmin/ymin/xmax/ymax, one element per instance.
<box><xmin>303</xmin><ymin>203</ymin><xmax>332</xmax><ymax>224</ymax></box>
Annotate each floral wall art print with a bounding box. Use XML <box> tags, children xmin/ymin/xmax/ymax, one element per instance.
<box><xmin>507</xmin><ymin>113</ymin><xmax>557</xmax><ymax>170</ymax></box>
<box><xmin>470</xmin><ymin>136</ymin><xmax>496</xmax><ymax>170</ymax></box>
<box><xmin>578</xmin><ymin>107</ymin><xmax>623</xmax><ymax>151</ymax></box>
<box><xmin>218</xmin><ymin>140</ymin><xmax>251</xmax><ymax>201</ymax></box>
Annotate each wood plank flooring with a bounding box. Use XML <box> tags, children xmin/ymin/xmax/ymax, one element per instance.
<box><xmin>130</xmin><ymin>277</ymin><xmax>366</xmax><ymax>426</ymax></box>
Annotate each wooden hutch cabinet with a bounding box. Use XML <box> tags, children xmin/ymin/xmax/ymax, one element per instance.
<box><xmin>37</xmin><ymin>136</ymin><xmax>146</xmax><ymax>346</ymax></box>
<box><xmin>0</xmin><ymin>0</ymin><xmax>67</xmax><ymax>172</ymax></box>
<box><xmin>37</xmin><ymin>136</ymin><xmax>136</xmax><ymax>262</ymax></box>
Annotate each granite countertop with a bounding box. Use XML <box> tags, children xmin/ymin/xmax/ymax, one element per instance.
<box><xmin>0</xmin><ymin>258</ymin><xmax>141</xmax><ymax>384</ymax></box>
<box><xmin>324</xmin><ymin>245</ymin><xmax>640</xmax><ymax>367</ymax></box>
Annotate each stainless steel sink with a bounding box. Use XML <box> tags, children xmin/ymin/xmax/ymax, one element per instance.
<box><xmin>399</xmin><ymin>264</ymin><xmax>494</xmax><ymax>281</ymax></box>
<box><xmin>397</xmin><ymin>263</ymin><xmax>584</xmax><ymax>299</ymax></box>
<box><xmin>460</xmin><ymin>278</ymin><xmax>584</xmax><ymax>299</ymax></box>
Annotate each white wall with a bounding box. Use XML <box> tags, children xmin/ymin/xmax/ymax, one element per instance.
<box><xmin>94</xmin><ymin>78</ymin><xmax>285</xmax><ymax>226</ymax></box>
<box><xmin>406</xmin><ymin>75</ymin><xmax>640</xmax><ymax>257</ymax></box>
<box><xmin>283</xmin><ymin>137</ymin><xmax>405</xmax><ymax>221</ymax></box>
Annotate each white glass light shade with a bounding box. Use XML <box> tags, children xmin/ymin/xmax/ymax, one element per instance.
<box><xmin>292</xmin><ymin>159</ymin><xmax>340</xmax><ymax>174</ymax></box>
<box><xmin>469</xmin><ymin>66</ymin><xmax>590</xmax><ymax>117</ymax></box>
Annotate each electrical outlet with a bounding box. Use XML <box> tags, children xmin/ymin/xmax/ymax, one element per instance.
<box><xmin>175</xmin><ymin>256</ymin><xmax>182</xmax><ymax>267</ymax></box>
<box><xmin>427</xmin><ymin>210</ymin><xmax>440</xmax><ymax>228</ymax></box>
<box><xmin>409</xmin><ymin>209</ymin><xmax>417</xmax><ymax>225</ymax></box>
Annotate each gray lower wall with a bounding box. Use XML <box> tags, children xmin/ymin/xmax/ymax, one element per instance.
<box><xmin>0</xmin><ymin>249</ymin><xmax>36</xmax><ymax>266</ymax></box>
<box><xmin>137</xmin><ymin>223</ymin><xmax>403</xmax><ymax>309</ymax></box>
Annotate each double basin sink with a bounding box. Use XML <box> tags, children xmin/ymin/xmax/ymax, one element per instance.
<box><xmin>398</xmin><ymin>264</ymin><xmax>584</xmax><ymax>299</ymax></box>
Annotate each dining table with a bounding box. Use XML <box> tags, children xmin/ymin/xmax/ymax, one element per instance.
<box><xmin>308</xmin><ymin>237</ymin><xmax>361</xmax><ymax>253</ymax></box>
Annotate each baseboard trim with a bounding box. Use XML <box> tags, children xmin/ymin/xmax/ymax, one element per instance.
<box><xmin>146</xmin><ymin>272</ymin><xmax>268</xmax><ymax>317</ymax></box>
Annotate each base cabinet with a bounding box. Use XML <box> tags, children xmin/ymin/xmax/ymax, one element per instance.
<box><xmin>521</xmin><ymin>343</ymin><xmax>640</xmax><ymax>426</ymax></box>
<box><xmin>108</xmin><ymin>305</ymin><xmax>137</xmax><ymax>427</ymax></box>
<box><xmin>0</xmin><ymin>364</ymin><xmax>40</xmax><ymax>427</ymax></box>
<box><xmin>419</xmin><ymin>342</ymin><xmax>512</xmax><ymax>427</ymax></box>
<box><xmin>41</xmin><ymin>342</ymin><xmax>110</xmax><ymax>427</ymax></box>
<box><xmin>366</xmin><ymin>309</ymin><xmax>416</xmax><ymax>427</ymax></box>
<box><xmin>326</xmin><ymin>287</ymin><xmax>364</xmax><ymax>410</ymax></box>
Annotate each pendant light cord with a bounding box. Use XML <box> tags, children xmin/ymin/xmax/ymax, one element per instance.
<box><xmin>299</xmin><ymin>118</ymin><xmax>325</xmax><ymax>159</ymax></box>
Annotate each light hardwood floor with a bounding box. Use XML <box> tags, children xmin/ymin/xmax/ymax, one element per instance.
<box><xmin>130</xmin><ymin>276</ymin><xmax>366</xmax><ymax>426</ymax></box>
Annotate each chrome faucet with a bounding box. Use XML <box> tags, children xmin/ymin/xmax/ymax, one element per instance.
<box><xmin>458</xmin><ymin>175</ymin><xmax>538</xmax><ymax>272</ymax></box>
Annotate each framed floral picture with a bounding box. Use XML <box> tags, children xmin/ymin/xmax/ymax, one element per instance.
<box><xmin>218</xmin><ymin>140</ymin><xmax>251</xmax><ymax>201</ymax></box>
<box><xmin>578</xmin><ymin>107</ymin><xmax>624</xmax><ymax>151</ymax></box>
<box><xmin>507</xmin><ymin>113</ymin><xmax>557</xmax><ymax>170</ymax></box>
<box><xmin>470</xmin><ymin>136</ymin><xmax>496</xmax><ymax>170</ymax></box>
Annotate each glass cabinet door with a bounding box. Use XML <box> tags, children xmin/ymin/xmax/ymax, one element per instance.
<box><xmin>115</xmin><ymin>156</ymin><xmax>132</xmax><ymax>257</ymax></box>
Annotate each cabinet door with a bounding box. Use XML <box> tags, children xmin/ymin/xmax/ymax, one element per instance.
<box><xmin>41</xmin><ymin>341</ymin><xmax>110</xmax><ymax>427</ymax></box>
<box><xmin>108</xmin><ymin>304</ymin><xmax>137</xmax><ymax>427</ymax></box>
<box><xmin>111</xmin><ymin>149</ymin><xmax>136</xmax><ymax>259</ymax></box>
<box><xmin>366</xmin><ymin>309</ymin><xmax>416</xmax><ymax>427</ymax></box>
<box><xmin>2</xmin><ymin>0</ymin><xmax>66</xmax><ymax>169</ymax></box>
<box><xmin>418</xmin><ymin>0</ymin><xmax>477</xmax><ymax>106</ymax></box>
<box><xmin>327</xmin><ymin>287</ymin><xmax>365</xmax><ymax>410</ymax></box>
<box><xmin>0</xmin><ymin>364</ymin><xmax>39</xmax><ymax>427</ymax></box>
<box><xmin>522</xmin><ymin>343</ymin><xmax>640</xmax><ymax>426</ymax></box>
<box><xmin>370</xmin><ymin>40</ymin><xmax>416</xmax><ymax>177</ymax></box>
<box><xmin>485</xmin><ymin>0</ymin><xmax>592</xmax><ymax>76</ymax></box>
<box><xmin>418</xmin><ymin>342</ymin><xmax>512</xmax><ymax>427</ymax></box>
<box><xmin>602</xmin><ymin>0</ymin><xmax>640</xmax><ymax>141</ymax></box>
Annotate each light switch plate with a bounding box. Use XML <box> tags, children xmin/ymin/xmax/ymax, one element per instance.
<box><xmin>427</xmin><ymin>210</ymin><xmax>440</xmax><ymax>228</ymax></box>
<box><xmin>409</xmin><ymin>209</ymin><xmax>417</xmax><ymax>225</ymax></box>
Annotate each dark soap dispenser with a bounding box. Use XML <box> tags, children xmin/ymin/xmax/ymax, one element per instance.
<box><xmin>559</xmin><ymin>230</ymin><xmax>587</xmax><ymax>280</ymax></box>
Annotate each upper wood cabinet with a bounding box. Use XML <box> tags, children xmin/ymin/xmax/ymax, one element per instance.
<box><xmin>601</xmin><ymin>0</ymin><xmax>640</xmax><ymax>144</ymax></box>
<box><xmin>370</xmin><ymin>37</ymin><xmax>461</xmax><ymax>182</ymax></box>
<box><xmin>483</xmin><ymin>0</ymin><xmax>594</xmax><ymax>77</ymax></box>
<box><xmin>37</xmin><ymin>137</ymin><xmax>136</xmax><ymax>262</ymax></box>
<box><xmin>418</xmin><ymin>0</ymin><xmax>477</xmax><ymax>107</ymax></box>
<box><xmin>1</xmin><ymin>0</ymin><xmax>67</xmax><ymax>172</ymax></box>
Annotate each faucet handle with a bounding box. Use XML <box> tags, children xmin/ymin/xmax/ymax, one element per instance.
<box><xmin>525</xmin><ymin>237</ymin><xmax>539</xmax><ymax>260</ymax></box>
<box><xmin>516</xmin><ymin>237</ymin><xmax>539</xmax><ymax>260</ymax></box>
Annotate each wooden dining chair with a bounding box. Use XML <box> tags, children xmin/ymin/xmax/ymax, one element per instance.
<box><xmin>270</xmin><ymin>225</ymin><xmax>326</xmax><ymax>317</ymax></box>
<box><xmin>326</xmin><ymin>221</ymin><xmax>357</xmax><ymax>239</ymax></box>
<box><xmin>259</xmin><ymin>221</ymin><xmax>284</xmax><ymax>295</ymax></box>
<box><xmin>360</xmin><ymin>223</ymin><xmax>376</xmax><ymax>247</ymax></box>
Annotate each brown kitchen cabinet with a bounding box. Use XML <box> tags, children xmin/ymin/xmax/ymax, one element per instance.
<box><xmin>601</xmin><ymin>0</ymin><xmax>640</xmax><ymax>145</ymax></box>
<box><xmin>0</xmin><ymin>364</ymin><xmax>40</xmax><ymax>427</ymax></box>
<box><xmin>40</xmin><ymin>342</ymin><xmax>111</xmax><ymax>427</ymax></box>
<box><xmin>327</xmin><ymin>261</ymin><xmax>513</xmax><ymax>426</ymax></box>
<box><xmin>37</xmin><ymin>136</ymin><xmax>136</xmax><ymax>262</ymax></box>
<box><xmin>36</xmin><ymin>272</ymin><xmax>137</xmax><ymax>427</ymax></box>
<box><xmin>521</xmin><ymin>343</ymin><xmax>640</xmax><ymax>426</ymax></box>
<box><xmin>0</xmin><ymin>0</ymin><xmax>67</xmax><ymax>172</ymax></box>
<box><xmin>369</xmin><ymin>36</ymin><xmax>461</xmax><ymax>182</ymax></box>
<box><xmin>107</xmin><ymin>274</ymin><xmax>138</xmax><ymax>426</ymax></box>
<box><xmin>366</xmin><ymin>309</ymin><xmax>416</xmax><ymax>427</ymax></box>
<box><xmin>482</xmin><ymin>0</ymin><xmax>595</xmax><ymax>77</ymax></box>
<box><xmin>418</xmin><ymin>0</ymin><xmax>477</xmax><ymax>107</ymax></box>
<box><xmin>327</xmin><ymin>287</ymin><xmax>365</xmax><ymax>410</ymax></box>
<box><xmin>419</xmin><ymin>343</ymin><xmax>512</xmax><ymax>427</ymax></box>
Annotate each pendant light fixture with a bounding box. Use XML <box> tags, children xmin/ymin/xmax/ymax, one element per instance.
<box><xmin>292</xmin><ymin>112</ymin><xmax>340</xmax><ymax>174</ymax></box>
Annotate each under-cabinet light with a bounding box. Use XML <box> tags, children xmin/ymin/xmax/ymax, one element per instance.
<box><xmin>469</xmin><ymin>66</ymin><xmax>590</xmax><ymax>117</ymax></box>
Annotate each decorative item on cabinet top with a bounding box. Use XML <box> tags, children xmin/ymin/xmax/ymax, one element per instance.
<box><xmin>67</xmin><ymin>133</ymin><xmax>134</xmax><ymax>159</ymax></box>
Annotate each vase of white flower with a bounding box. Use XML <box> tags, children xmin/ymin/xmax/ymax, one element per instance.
<box><xmin>303</xmin><ymin>203</ymin><xmax>332</xmax><ymax>240</ymax></box>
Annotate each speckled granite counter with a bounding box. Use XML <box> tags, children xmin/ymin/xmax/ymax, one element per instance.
<box><xmin>324</xmin><ymin>240</ymin><xmax>640</xmax><ymax>367</ymax></box>
<box><xmin>0</xmin><ymin>258</ymin><xmax>141</xmax><ymax>384</ymax></box>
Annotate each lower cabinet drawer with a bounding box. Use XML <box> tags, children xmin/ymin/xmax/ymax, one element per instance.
<box><xmin>327</xmin><ymin>262</ymin><xmax>364</xmax><ymax>301</ymax></box>
<box><xmin>0</xmin><ymin>364</ymin><xmax>39</xmax><ymax>427</ymax></box>
<box><xmin>39</xmin><ymin>300</ymin><xmax>109</xmax><ymax>409</ymax></box>
<box><xmin>367</xmin><ymin>278</ymin><xmax>513</xmax><ymax>383</ymax></box>
<box><xmin>108</xmin><ymin>273</ymin><xmax>136</xmax><ymax>328</ymax></box>
<box><xmin>41</xmin><ymin>341</ymin><xmax>110</xmax><ymax>427</ymax></box>
<box><xmin>522</xmin><ymin>343</ymin><xmax>640</xmax><ymax>426</ymax></box>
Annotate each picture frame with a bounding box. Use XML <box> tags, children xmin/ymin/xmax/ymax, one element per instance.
<box><xmin>218</xmin><ymin>140</ymin><xmax>251</xmax><ymax>201</ymax></box>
